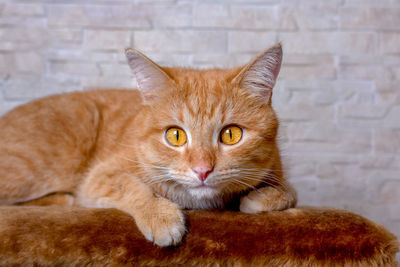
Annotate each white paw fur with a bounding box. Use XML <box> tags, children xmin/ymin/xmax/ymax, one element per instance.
<box><xmin>240</xmin><ymin>186</ymin><xmax>294</xmax><ymax>214</ymax></box>
<box><xmin>239</xmin><ymin>195</ymin><xmax>265</xmax><ymax>214</ymax></box>
<box><xmin>134</xmin><ymin>199</ymin><xmax>186</xmax><ymax>247</ymax></box>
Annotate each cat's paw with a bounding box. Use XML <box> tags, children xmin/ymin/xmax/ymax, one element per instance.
<box><xmin>240</xmin><ymin>186</ymin><xmax>295</xmax><ymax>214</ymax></box>
<box><xmin>134</xmin><ymin>198</ymin><xmax>186</xmax><ymax>247</ymax></box>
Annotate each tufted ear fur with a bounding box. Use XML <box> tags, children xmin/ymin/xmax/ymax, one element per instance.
<box><xmin>125</xmin><ymin>48</ymin><xmax>174</xmax><ymax>100</ymax></box>
<box><xmin>232</xmin><ymin>44</ymin><xmax>282</xmax><ymax>104</ymax></box>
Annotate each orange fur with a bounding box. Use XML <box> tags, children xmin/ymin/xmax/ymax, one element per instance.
<box><xmin>0</xmin><ymin>44</ymin><xmax>296</xmax><ymax>246</ymax></box>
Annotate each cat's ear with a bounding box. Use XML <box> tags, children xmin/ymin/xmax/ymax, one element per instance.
<box><xmin>232</xmin><ymin>43</ymin><xmax>282</xmax><ymax>103</ymax></box>
<box><xmin>125</xmin><ymin>48</ymin><xmax>174</xmax><ymax>100</ymax></box>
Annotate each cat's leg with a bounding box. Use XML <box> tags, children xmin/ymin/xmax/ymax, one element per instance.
<box><xmin>77</xmin><ymin>161</ymin><xmax>185</xmax><ymax>247</ymax></box>
<box><xmin>239</xmin><ymin>181</ymin><xmax>297</xmax><ymax>214</ymax></box>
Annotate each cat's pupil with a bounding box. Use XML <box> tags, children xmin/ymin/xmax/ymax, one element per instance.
<box><xmin>176</xmin><ymin>130</ymin><xmax>179</xmax><ymax>141</ymax></box>
<box><xmin>229</xmin><ymin>129</ymin><xmax>232</xmax><ymax>140</ymax></box>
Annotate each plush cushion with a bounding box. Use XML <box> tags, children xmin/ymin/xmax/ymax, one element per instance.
<box><xmin>0</xmin><ymin>206</ymin><xmax>398</xmax><ymax>266</ymax></box>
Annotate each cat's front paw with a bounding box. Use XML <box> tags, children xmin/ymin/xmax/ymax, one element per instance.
<box><xmin>134</xmin><ymin>198</ymin><xmax>186</xmax><ymax>247</ymax></box>
<box><xmin>240</xmin><ymin>186</ymin><xmax>295</xmax><ymax>214</ymax></box>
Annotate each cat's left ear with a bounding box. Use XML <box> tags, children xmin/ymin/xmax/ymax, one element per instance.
<box><xmin>232</xmin><ymin>43</ymin><xmax>282</xmax><ymax>103</ymax></box>
<box><xmin>125</xmin><ymin>48</ymin><xmax>174</xmax><ymax>100</ymax></box>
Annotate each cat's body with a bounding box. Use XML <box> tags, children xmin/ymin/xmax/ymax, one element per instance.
<box><xmin>0</xmin><ymin>44</ymin><xmax>296</xmax><ymax>246</ymax></box>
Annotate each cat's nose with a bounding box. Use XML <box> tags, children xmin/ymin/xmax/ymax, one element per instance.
<box><xmin>192</xmin><ymin>166</ymin><xmax>214</xmax><ymax>182</ymax></box>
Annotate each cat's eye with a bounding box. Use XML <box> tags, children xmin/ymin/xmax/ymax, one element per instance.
<box><xmin>165</xmin><ymin>127</ymin><xmax>187</xmax><ymax>146</ymax></box>
<box><xmin>220</xmin><ymin>125</ymin><xmax>242</xmax><ymax>145</ymax></box>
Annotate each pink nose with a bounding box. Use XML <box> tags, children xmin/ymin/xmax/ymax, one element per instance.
<box><xmin>192</xmin><ymin>166</ymin><xmax>214</xmax><ymax>182</ymax></box>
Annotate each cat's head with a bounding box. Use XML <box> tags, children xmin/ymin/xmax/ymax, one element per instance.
<box><xmin>125</xmin><ymin>45</ymin><xmax>282</xmax><ymax>204</ymax></box>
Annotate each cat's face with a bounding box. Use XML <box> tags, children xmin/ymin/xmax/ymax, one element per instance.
<box><xmin>126</xmin><ymin>45</ymin><xmax>282</xmax><ymax>201</ymax></box>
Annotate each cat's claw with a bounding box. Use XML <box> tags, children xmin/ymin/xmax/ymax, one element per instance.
<box><xmin>134</xmin><ymin>198</ymin><xmax>186</xmax><ymax>247</ymax></box>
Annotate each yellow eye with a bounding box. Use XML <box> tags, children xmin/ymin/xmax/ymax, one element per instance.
<box><xmin>220</xmin><ymin>125</ymin><xmax>242</xmax><ymax>145</ymax></box>
<box><xmin>165</xmin><ymin>127</ymin><xmax>187</xmax><ymax>146</ymax></box>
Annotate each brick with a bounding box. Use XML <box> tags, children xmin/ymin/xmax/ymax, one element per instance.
<box><xmin>283</xmin><ymin>80</ymin><xmax>375</xmax><ymax>104</ymax></box>
<box><xmin>383</xmin><ymin>55</ymin><xmax>400</xmax><ymax>66</ymax></box>
<box><xmin>288</xmin><ymin>134</ymin><xmax>372</xmax><ymax>153</ymax></box>
<box><xmin>14</xmin><ymin>52</ymin><xmax>45</xmax><ymax>74</ymax></box>
<box><xmin>271</xmin><ymin>83</ymin><xmax>292</xmax><ymax>105</ymax></box>
<box><xmin>336</xmin><ymin>81</ymin><xmax>375</xmax><ymax>104</ymax></box>
<box><xmin>287</xmin><ymin>123</ymin><xmax>340</xmax><ymax>142</ymax></box>
<box><xmin>315</xmin><ymin>163</ymin><xmax>342</xmax><ymax>180</ymax></box>
<box><xmin>281</xmin><ymin>84</ymin><xmax>334</xmax><ymax>106</ymax></box>
<box><xmin>280</xmin><ymin>54</ymin><xmax>336</xmax><ymax>81</ymax></box>
<box><xmin>193</xmin><ymin>4</ymin><xmax>297</xmax><ymax>30</ymax></box>
<box><xmin>275</xmin><ymin>102</ymin><xmax>335</xmax><ymax>122</ymax></box>
<box><xmin>279</xmin><ymin>32</ymin><xmax>375</xmax><ymax>55</ymax></box>
<box><xmin>1</xmin><ymin>75</ymin><xmax>81</xmax><ymax>100</ymax></box>
<box><xmin>375</xmin><ymin>81</ymin><xmax>400</xmax><ymax>105</ymax></box>
<box><xmin>134</xmin><ymin>30</ymin><xmax>227</xmax><ymax>53</ymax></box>
<box><xmin>286</xmin><ymin>123</ymin><xmax>372</xmax><ymax>153</ymax></box>
<box><xmin>146</xmin><ymin>3</ymin><xmax>192</xmax><ymax>28</ymax></box>
<box><xmin>0</xmin><ymin>27</ymin><xmax>48</xmax><ymax>50</ymax></box>
<box><xmin>339</xmin><ymin>64</ymin><xmax>385</xmax><ymax>80</ymax></box>
<box><xmin>344</xmin><ymin>0</ymin><xmax>400</xmax><ymax>4</ymax></box>
<box><xmin>286</xmin><ymin>161</ymin><xmax>316</xmax><ymax>178</ymax></box>
<box><xmin>375</xmin><ymin>92</ymin><xmax>400</xmax><ymax>106</ymax></box>
<box><xmin>48</xmin><ymin>51</ymin><xmax>126</xmax><ymax>63</ymax></box>
<box><xmin>281</xmin><ymin>64</ymin><xmax>336</xmax><ymax>81</ymax></box>
<box><xmin>293</xmin><ymin>4</ymin><xmax>339</xmax><ymax>30</ymax></box>
<box><xmin>50</xmin><ymin>61</ymin><xmax>101</xmax><ymax>76</ymax></box>
<box><xmin>283</xmin><ymin>0</ymin><xmax>343</xmax><ymax>4</ymax></box>
<box><xmin>388</xmin><ymin>66</ymin><xmax>400</xmax><ymax>80</ymax></box>
<box><xmin>227</xmin><ymin>0</ymin><xmax>280</xmax><ymax>3</ymax></box>
<box><xmin>49</xmin><ymin>29</ymin><xmax>83</xmax><ymax>48</ymax></box>
<box><xmin>378</xmin><ymin>33</ymin><xmax>400</xmax><ymax>54</ymax></box>
<box><xmin>378</xmin><ymin>180</ymin><xmax>400</xmax><ymax>204</ymax></box>
<box><xmin>384</xmin><ymin>105</ymin><xmax>400</xmax><ymax>129</ymax></box>
<box><xmin>301</xmin><ymin>173</ymin><xmax>367</xmax><ymax>203</ymax></box>
<box><xmin>311</xmin><ymin>90</ymin><xmax>338</xmax><ymax>105</ymax></box>
<box><xmin>375</xmin><ymin>130</ymin><xmax>400</xmax><ymax>154</ymax></box>
<box><xmin>82</xmin><ymin>76</ymin><xmax>135</xmax><ymax>90</ymax></box>
<box><xmin>0</xmin><ymin>52</ymin><xmax>44</xmax><ymax>75</ymax></box>
<box><xmin>0</xmin><ymin>3</ymin><xmax>44</xmax><ymax>17</ymax></box>
<box><xmin>340</xmin><ymin>7</ymin><xmax>400</xmax><ymax>30</ymax></box>
<box><xmin>99</xmin><ymin>63</ymin><xmax>131</xmax><ymax>77</ymax></box>
<box><xmin>0</xmin><ymin>53</ymin><xmax>15</xmax><ymax>74</ymax></box>
<box><xmin>84</xmin><ymin>30</ymin><xmax>131</xmax><ymax>51</ymax></box>
<box><xmin>338</xmin><ymin>104</ymin><xmax>388</xmax><ymax>119</ymax></box>
<box><xmin>338</xmin><ymin>55</ymin><xmax>384</xmax><ymax>80</ymax></box>
<box><xmin>360</xmin><ymin>154</ymin><xmax>399</xmax><ymax>170</ymax></box>
<box><xmin>228</xmin><ymin>32</ymin><xmax>277</xmax><ymax>53</ymax></box>
<box><xmin>47</xmin><ymin>4</ymin><xmax>151</xmax><ymax>29</ymax></box>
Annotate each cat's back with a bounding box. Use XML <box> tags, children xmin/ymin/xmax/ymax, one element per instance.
<box><xmin>0</xmin><ymin>89</ymin><xmax>143</xmax><ymax>133</ymax></box>
<box><xmin>0</xmin><ymin>89</ymin><xmax>143</xmax><ymax>202</ymax></box>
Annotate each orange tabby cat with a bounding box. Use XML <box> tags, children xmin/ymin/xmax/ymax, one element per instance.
<box><xmin>0</xmin><ymin>44</ymin><xmax>296</xmax><ymax>246</ymax></box>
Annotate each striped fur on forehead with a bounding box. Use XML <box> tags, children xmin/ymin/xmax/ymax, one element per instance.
<box><xmin>156</xmin><ymin>67</ymin><xmax>275</xmax><ymax>129</ymax></box>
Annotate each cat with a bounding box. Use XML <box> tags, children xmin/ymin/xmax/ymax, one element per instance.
<box><xmin>0</xmin><ymin>43</ymin><xmax>297</xmax><ymax>247</ymax></box>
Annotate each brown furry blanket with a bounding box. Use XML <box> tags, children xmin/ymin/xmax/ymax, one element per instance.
<box><xmin>0</xmin><ymin>206</ymin><xmax>398</xmax><ymax>266</ymax></box>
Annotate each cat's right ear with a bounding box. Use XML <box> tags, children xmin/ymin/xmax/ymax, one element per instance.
<box><xmin>125</xmin><ymin>48</ymin><xmax>174</xmax><ymax>100</ymax></box>
<box><xmin>231</xmin><ymin>44</ymin><xmax>282</xmax><ymax>104</ymax></box>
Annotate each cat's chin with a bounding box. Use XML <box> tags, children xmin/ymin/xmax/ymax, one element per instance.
<box><xmin>187</xmin><ymin>185</ymin><xmax>220</xmax><ymax>200</ymax></box>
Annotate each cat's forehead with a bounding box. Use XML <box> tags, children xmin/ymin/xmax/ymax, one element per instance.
<box><xmin>154</xmin><ymin>67</ymin><xmax>268</xmax><ymax>130</ymax></box>
<box><xmin>164</xmin><ymin>68</ymin><xmax>238</xmax><ymax>109</ymax></box>
<box><xmin>163</xmin><ymin>67</ymin><xmax>240</xmax><ymax>93</ymax></box>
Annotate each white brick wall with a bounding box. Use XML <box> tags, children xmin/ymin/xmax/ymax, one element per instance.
<box><xmin>0</xmin><ymin>0</ymin><xmax>399</xmax><ymax>254</ymax></box>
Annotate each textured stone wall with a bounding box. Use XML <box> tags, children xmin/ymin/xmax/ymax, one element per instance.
<box><xmin>0</xmin><ymin>0</ymin><xmax>399</xmax><ymax>250</ymax></box>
